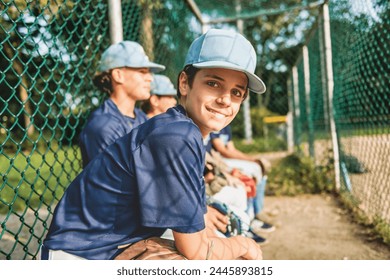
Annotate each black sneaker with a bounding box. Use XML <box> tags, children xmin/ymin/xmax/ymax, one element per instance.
<box><xmin>250</xmin><ymin>219</ymin><xmax>276</xmax><ymax>233</ymax></box>
<box><xmin>246</xmin><ymin>230</ymin><xmax>268</xmax><ymax>245</ymax></box>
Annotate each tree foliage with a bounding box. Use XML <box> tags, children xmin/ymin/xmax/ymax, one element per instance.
<box><xmin>0</xmin><ymin>0</ymin><xmax>108</xmax><ymax>143</ymax></box>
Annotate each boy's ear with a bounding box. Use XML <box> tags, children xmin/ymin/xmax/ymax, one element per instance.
<box><xmin>110</xmin><ymin>68</ymin><xmax>123</xmax><ymax>84</ymax></box>
<box><xmin>178</xmin><ymin>72</ymin><xmax>189</xmax><ymax>96</ymax></box>
<box><xmin>149</xmin><ymin>95</ymin><xmax>159</xmax><ymax>107</ymax></box>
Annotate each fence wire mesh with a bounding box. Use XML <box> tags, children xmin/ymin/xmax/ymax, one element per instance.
<box><xmin>292</xmin><ymin>0</ymin><xmax>389</xmax><ymax>240</ymax></box>
<box><xmin>329</xmin><ymin>0</ymin><xmax>389</xmax><ymax>229</ymax></box>
<box><xmin>0</xmin><ymin>0</ymin><xmax>110</xmax><ymax>260</ymax></box>
<box><xmin>0</xmin><ymin>0</ymin><xmax>202</xmax><ymax>260</ymax></box>
<box><xmin>0</xmin><ymin>0</ymin><xmax>389</xmax><ymax>259</ymax></box>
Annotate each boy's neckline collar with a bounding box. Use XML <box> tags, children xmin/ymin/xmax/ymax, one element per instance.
<box><xmin>174</xmin><ymin>104</ymin><xmax>188</xmax><ymax>117</ymax></box>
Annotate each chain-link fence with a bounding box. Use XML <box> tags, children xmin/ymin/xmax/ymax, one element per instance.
<box><xmin>1</xmin><ymin>0</ymin><xmax>389</xmax><ymax>260</ymax></box>
<box><xmin>291</xmin><ymin>0</ymin><xmax>390</xmax><ymax>241</ymax></box>
<box><xmin>1</xmin><ymin>0</ymin><xmax>109</xmax><ymax>260</ymax></box>
<box><xmin>0</xmin><ymin>0</ymin><xmax>203</xmax><ymax>260</ymax></box>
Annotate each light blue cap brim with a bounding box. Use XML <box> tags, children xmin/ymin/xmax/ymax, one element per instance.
<box><xmin>151</xmin><ymin>74</ymin><xmax>177</xmax><ymax>95</ymax></box>
<box><xmin>98</xmin><ymin>60</ymin><xmax>165</xmax><ymax>73</ymax></box>
<box><xmin>184</xmin><ymin>29</ymin><xmax>266</xmax><ymax>94</ymax></box>
<box><xmin>97</xmin><ymin>41</ymin><xmax>165</xmax><ymax>74</ymax></box>
<box><xmin>192</xmin><ymin>61</ymin><xmax>266</xmax><ymax>94</ymax></box>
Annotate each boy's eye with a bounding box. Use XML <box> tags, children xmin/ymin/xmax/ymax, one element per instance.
<box><xmin>138</xmin><ymin>69</ymin><xmax>150</xmax><ymax>74</ymax></box>
<box><xmin>207</xmin><ymin>81</ymin><xmax>219</xmax><ymax>87</ymax></box>
<box><xmin>232</xmin><ymin>89</ymin><xmax>243</xmax><ymax>98</ymax></box>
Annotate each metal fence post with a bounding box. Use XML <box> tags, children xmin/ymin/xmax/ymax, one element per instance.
<box><xmin>292</xmin><ymin>65</ymin><xmax>300</xmax><ymax>151</ymax></box>
<box><xmin>318</xmin><ymin>9</ymin><xmax>329</xmax><ymax>134</ymax></box>
<box><xmin>287</xmin><ymin>77</ymin><xmax>294</xmax><ymax>153</ymax></box>
<box><xmin>108</xmin><ymin>0</ymin><xmax>123</xmax><ymax>44</ymax></box>
<box><xmin>303</xmin><ymin>45</ymin><xmax>315</xmax><ymax>158</ymax></box>
<box><xmin>236</xmin><ymin>0</ymin><xmax>253</xmax><ymax>143</ymax></box>
<box><xmin>322</xmin><ymin>1</ymin><xmax>341</xmax><ymax>191</ymax></box>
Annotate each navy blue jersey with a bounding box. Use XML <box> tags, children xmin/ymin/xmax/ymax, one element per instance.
<box><xmin>79</xmin><ymin>98</ymin><xmax>148</xmax><ymax>167</ymax></box>
<box><xmin>203</xmin><ymin>134</ymin><xmax>213</xmax><ymax>153</ymax></box>
<box><xmin>43</xmin><ymin>106</ymin><xmax>207</xmax><ymax>260</ymax></box>
<box><xmin>210</xmin><ymin>125</ymin><xmax>232</xmax><ymax>147</ymax></box>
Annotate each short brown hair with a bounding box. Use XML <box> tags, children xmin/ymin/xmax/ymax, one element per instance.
<box><xmin>92</xmin><ymin>71</ymin><xmax>113</xmax><ymax>95</ymax></box>
<box><xmin>176</xmin><ymin>65</ymin><xmax>200</xmax><ymax>99</ymax></box>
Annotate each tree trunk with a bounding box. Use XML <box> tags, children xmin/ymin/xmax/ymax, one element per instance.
<box><xmin>263</xmin><ymin>73</ymin><xmax>275</xmax><ymax>109</ymax></box>
<box><xmin>141</xmin><ymin>7</ymin><xmax>154</xmax><ymax>60</ymax></box>
<box><xmin>257</xmin><ymin>40</ymin><xmax>268</xmax><ymax>109</ymax></box>
<box><xmin>4</xmin><ymin>42</ymin><xmax>35</xmax><ymax>136</ymax></box>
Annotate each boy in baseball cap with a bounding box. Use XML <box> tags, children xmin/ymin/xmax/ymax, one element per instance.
<box><xmin>141</xmin><ymin>74</ymin><xmax>178</xmax><ymax>118</ymax></box>
<box><xmin>79</xmin><ymin>41</ymin><xmax>165</xmax><ymax>167</ymax></box>
<box><xmin>42</xmin><ymin>29</ymin><xmax>264</xmax><ymax>260</ymax></box>
<box><xmin>183</xmin><ymin>28</ymin><xmax>265</xmax><ymax>94</ymax></box>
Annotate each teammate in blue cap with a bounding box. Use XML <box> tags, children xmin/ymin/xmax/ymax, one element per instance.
<box><xmin>79</xmin><ymin>41</ymin><xmax>165</xmax><ymax>167</ymax></box>
<box><xmin>41</xmin><ymin>29</ymin><xmax>266</xmax><ymax>260</ymax></box>
<box><xmin>141</xmin><ymin>74</ymin><xmax>178</xmax><ymax>119</ymax></box>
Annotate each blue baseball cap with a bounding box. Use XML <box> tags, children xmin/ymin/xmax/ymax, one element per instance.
<box><xmin>184</xmin><ymin>29</ymin><xmax>266</xmax><ymax>94</ymax></box>
<box><xmin>151</xmin><ymin>74</ymin><xmax>177</xmax><ymax>96</ymax></box>
<box><xmin>97</xmin><ymin>41</ymin><xmax>165</xmax><ymax>73</ymax></box>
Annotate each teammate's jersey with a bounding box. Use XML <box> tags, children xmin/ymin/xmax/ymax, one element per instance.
<box><xmin>79</xmin><ymin>98</ymin><xmax>148</xmax><ymax>167</ymax></box>
<box><xmin>205</xmin><ymin>125</ymin><xmax>232</xmax><ymax>152</ymax></box>
<box><xmin>43</xmin><ymin>105</ymin><xmax>207</xmax><ymax>260</ymax></box>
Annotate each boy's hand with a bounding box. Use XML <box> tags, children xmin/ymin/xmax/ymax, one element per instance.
<box><xmin>205</xmin><ymin>206</ymin><xmax>229</xmax><ymax>234</ymax></box>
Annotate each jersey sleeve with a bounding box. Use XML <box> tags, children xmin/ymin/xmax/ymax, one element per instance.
<box><xmin>209</xmin><ymin>131</ymin><xmax>221</xmax><ymax>141</ymax></box>
<box><xmin>79</xmin><ymin>114</ymin><xmax>126</xmax><ymax>167</ymax></box>
<box><xmin>134</xmin><ymin>121</ymin><xmax>206</xmax><ymax>233</ymax></box>
<box><xmin>225</xmin><ymin>125</ymin><xmax>233</xmax><ymax>142</ymax></box>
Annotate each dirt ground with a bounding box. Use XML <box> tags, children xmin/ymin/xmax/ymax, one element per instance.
<box><xmin>258</xmin><ymin>194</ymin><xmax>390</xmax><ymax>260</ymax></box>
<box><xmin>2</xmin><ymin>193</ymin><xmax>390</xmax><ymax>260</ymax></box>
<box><xmin>3</xmin><ymin>150</ymin><xmax>390</xmax><ymax>260</ymax></box>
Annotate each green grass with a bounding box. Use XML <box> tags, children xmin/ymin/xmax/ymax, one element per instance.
<box><xmin>338</xmin><ymin>190</ymin><xmax>390</xmax><ymax>246</ymax></box>
<box><xmin>0</xmin><ymin>146</ymin><xmax>82</xmax><ymax>214</ymax></box>
<box><xmin>266</xmin><ymin>153</ymin><xmax>335</xmax><ymax>196</ymax></box>
<box><xmin>233</xmin><ymin>136</ymin><xmax>287</xmax><ymax>153</ymax></box>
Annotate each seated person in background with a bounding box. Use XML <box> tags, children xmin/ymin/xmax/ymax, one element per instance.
<box><xmin>204</xmin><ymin>151</ymin><xmax>269</xmax><ymax>244</ymax></box>
<box><xmin>79</xmin><ymin>41</ymin><xmax>165</xmax><ymax>167</ymax></box>
<box><xmin>41</xmin><ymin>29</ymin><xmax>265</xmax><ymax>260</ymax></box>
<box><xmin>207</xmin><ymin>125</ymin><xmax>275</xmax><ymax>234</ymax></box>
<box><xmin>141</xmin><ymin>74</ymin><xmax>178</xmax><ymax>119</ymax></box>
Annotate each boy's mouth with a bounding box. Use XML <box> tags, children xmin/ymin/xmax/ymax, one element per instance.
<box><xmin>207</xmin><ymin>108</ymin><xmax>231</xmax><ymax>119</ymax></box>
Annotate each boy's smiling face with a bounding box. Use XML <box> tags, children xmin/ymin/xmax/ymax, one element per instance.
<box><xmin>179</xmin><ymin>68</ymin><xmax>248</xmax><ymax>137</ymax></box>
